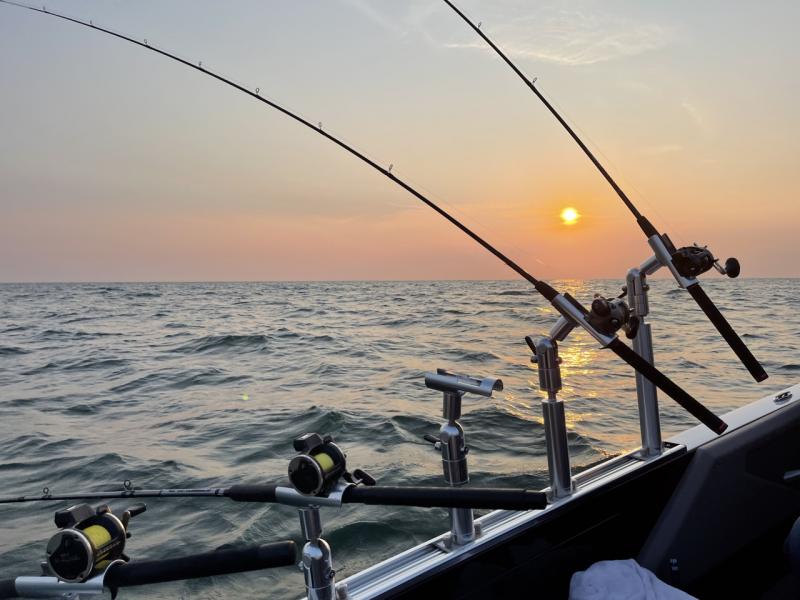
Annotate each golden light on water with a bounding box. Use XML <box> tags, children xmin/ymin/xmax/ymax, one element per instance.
<box><xmin>560</xmin><ymin>207</ymin><xmax>581</xmax><ymax>226</ymax></box>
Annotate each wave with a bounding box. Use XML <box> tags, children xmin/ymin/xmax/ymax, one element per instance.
<box><xmin>0</xmin><ymin>346</ymin><xmax>29</xmax><ymax>356</ymax></box>
<box><xmin>170</xmin><ymin>334</ymin><xmax>270</xmax><ymax>355</ymax></box>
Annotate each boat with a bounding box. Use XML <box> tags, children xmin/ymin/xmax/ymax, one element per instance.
<box><xmin>0</xmin><ymin>2</ymin><xmax>796</xmax><ymax>599</ymax></box>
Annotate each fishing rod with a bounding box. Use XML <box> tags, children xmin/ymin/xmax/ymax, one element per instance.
<box><xmin>0</xmin><ymin>0</ymin><xmax>726</xmax><ymax>433</ymax></box>
<box><xmin>0</xmin><ymin>484</ymin><xmax>547</xmax><ymax>511</ymax></box>
<box><xmin>441</xmin><ymin>0</ymin><xmax>767</xmax><ymax>384</ymax></box>
<box><xmin>0</xmin><ymin>434</ymin><xmax>549</xmax><ymax>511</ymax></box>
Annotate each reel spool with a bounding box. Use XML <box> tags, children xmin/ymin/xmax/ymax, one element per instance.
<box><xmin>288</xmin><ymin>433</ymin><xmax>347</xmax><ymax>496</ymax></box>
<box><xmin>45</xmin><ymin>502</ymin><xmax>145</xmax><ymax>582</ymax></box>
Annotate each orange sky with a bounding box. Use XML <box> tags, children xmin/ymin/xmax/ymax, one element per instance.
<box><xmin>1</xmin><ymin>0</ymin><xmax>798</xmax><ymax>282</ymax></box>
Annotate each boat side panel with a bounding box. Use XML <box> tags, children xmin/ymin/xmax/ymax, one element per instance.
<box><xmin>383</xmin><ymin>451</ymin><xmax>691</xmax><ymax>599</ymax></box>
<box><xmin>639</xmin><ymin>399</ymin><xmax>800</xmax><ymax>596</ymax></box>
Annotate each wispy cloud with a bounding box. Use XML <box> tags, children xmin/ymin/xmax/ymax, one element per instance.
<box><xmin>681</xmin><ymin>100</ymin><xmax>711</xmax><ymax>133</ymax></box>
<box><xmin>342</xmin><ymin>0</ymin><xmax>409</xmax><ymax>36</ymax></box>
<box><xmin>642</xmin><ymin>144</ymin><xmax>684</xmax><ymax>155</ymax></box>
<box><xmin>443</xmin><ymin>6</ymin><xmax>672</xmax><ymax>66</ymax></box>
<box><xmin>343</xmin><ymin>1</ymin><xmax>673</xmax><ymax>67</ymax></box>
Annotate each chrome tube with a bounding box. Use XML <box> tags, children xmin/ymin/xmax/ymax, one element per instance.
<box><xmin>627</xmin><ymin>268</ymin><xmax>662</xmax><ymax>456</ymax></box>
<box><xmin>533</xmin><ymin>337</ymin><xmax>574</xmax><ymax>498</ymax></box>
<box><xmin>440</xmin><ymin>391</ymin><xmax>475</xmax><ymax>545</ymax></box>
<box><xmin>299</xmin><ymin>507</ymin><xmax>340</xmax><ymax>600</ymax></box>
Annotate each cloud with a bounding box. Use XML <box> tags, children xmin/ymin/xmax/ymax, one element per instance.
<box><xmin>342</xmin><ymin>0</ymin><xmax>409</xmax><ymax>36</ymax></box>
<box><xmin>681</xmin><ymin>100</ymin><xmax>711</xmax><ymax>133</ymax></box>
<box><xmin>443</xmin><ymin>6</ymin><xmax>672</xmax><ymax>66</ymax></box>
<box><xmin>642</xmin><ymin>144</ymin><xmax>684</xmax><ymax>155</ymax></box>
<box><xmin>342</xmin><ymin>0</ymin><xmax>673</xmax><ymax>67</ymax></box>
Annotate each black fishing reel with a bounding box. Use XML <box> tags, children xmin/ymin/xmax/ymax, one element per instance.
<box><xmin>586</xmin><ymin>295</ymin><xmax>639</xmax><ymax>340</ymax></box>
<box><xmin>288</xmin><ymin>433</ymin><xmax>375</xmax><ymax>496</ymax></box>
<box><xmin>667</xmin><ymin>238</ymin><xmax>740</xmax><ymax>280</ymax></box>
<box><xmin>45</xmin><ymin>502</ymin><xmax>145</xmax><ymax>582</ymax></box>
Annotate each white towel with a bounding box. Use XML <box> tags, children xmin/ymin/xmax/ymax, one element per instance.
<box><xmin>569</xmin><ymin>559</ymin><xmax>697</xmax><ymax>600</ymax></box>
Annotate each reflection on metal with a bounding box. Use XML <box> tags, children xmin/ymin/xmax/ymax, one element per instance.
<box><xmin>530</xmin><ymin>337</ymin><xmax>574</xmax><ymax>499</ymax></box>
<box><xmin>424</xmin><ymin>370</ymin><xmax>503</xmax><ymax>546</ymax></box>
<box><xmin>341</xmin><ymin>444</ymin><xmax>688</xmax><ymax>599</ymax></box>
<box><xmin>627</xmin><ymin>267</ymin><xmax>662</xmax><ymax>456</ymax></box>
<box><xmin>299</xmin><ymin>506</ymin><xmax>345</xmax><ymax>600</ymax></box>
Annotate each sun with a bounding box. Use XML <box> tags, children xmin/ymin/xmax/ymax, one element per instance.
<box><xmin>560</xmin><ymin>207</ymin><xmax>581</xmax><ymax>226</ymax></box>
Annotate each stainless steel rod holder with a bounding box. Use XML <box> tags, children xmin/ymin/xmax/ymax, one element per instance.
<box><xmin>299</xmin><ymin>506</ymin><xmax>346</xmax><ymax>600</ymax></box>
<box><xmin>424</xmin><ymin>370</ymin><xmax>502</xmax><ymax>547</ymax></box>
<box><xmin>440</xmin><ymin>391</ymin><xmax>476</xmax><ymax>545</ymax></box>
<box><xmin>532</xmin><ymin>337</ymin><xmax>574</xmax><ymax>499</ymax></box>
<box><xmin>627</xmin><ymin>267</ymin><xmax>663</xmax><ymax>456</ymax></box>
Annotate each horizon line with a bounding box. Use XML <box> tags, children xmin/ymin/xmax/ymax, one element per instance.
<box><xmin>1</xmin><ymin>275</ymin><xmax>796</xmax><ymax>285</ymax></box>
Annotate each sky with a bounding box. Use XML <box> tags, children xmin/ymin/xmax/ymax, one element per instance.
<box><xmin>0</xmin><ymin>0</ymin><xmax>798</xmax><ymax>282</ymax></box>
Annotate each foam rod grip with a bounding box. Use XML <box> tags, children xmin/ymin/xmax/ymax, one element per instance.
<box><xmin>342</xmin><ymin>486</ymin><xmax>548</xmax><ymax>510</ymax></box>
<box><xmin>104</xmin><ymin>542</ymin><xmax>297</xmax><ymax>588</ymax></box>
<box><xmin>608</xmin><ymin>338</ymin><xmax>727</xmax><ymax>434</ymax></box>
<box><xmin>224</xmin><ymin>484</ymin><xmax>278</xmax><ymax>502</ymax></box>
<box><xmin>686</xmin><ymin>283</ymin><xmax>768</xmax><ymax>382</ymax></box>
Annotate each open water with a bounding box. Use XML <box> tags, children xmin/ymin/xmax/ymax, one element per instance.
<box><xmin>0</xmin><ymin>279</ymin><xmax>798</xmax><ymax>598</ymax></box>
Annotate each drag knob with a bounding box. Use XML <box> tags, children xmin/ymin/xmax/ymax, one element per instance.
<box><xmin>724</xmin><ymin>257</ymin><xmax>741</xmax><ymax>278</ymax></box>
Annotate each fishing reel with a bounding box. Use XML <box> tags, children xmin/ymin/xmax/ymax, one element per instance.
<box><xmin>288</xmin><ymin>433</ymin><xmax>375</xmax><ymax>497</ymax></box>
<box><xmin>586</xmin><ymin>294</ymin><xmax>639</xmax><ymax>340</ymax></box>
<box><xmin>45</xmin><ymin>502</ymin><xmax>145</xmax><ymax>582</ymax></box>
<box><xmin>665</xmin><ymin>237</ymin><xmax>741</xmax><ymax>280</ymax></box>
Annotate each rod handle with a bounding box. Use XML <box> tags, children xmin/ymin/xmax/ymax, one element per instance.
<box><xmin>341</xmin><ymin>485</ymin><xmax>547</xmax><ymax>510</ymax></box>
<box><xmin>224</xmin><ymin>484</ymin><xmax>278</xmax><ymax>502</ymax></box>
<box><xmin>686</xmin><ymin>283</ymin><xmax>767</xmax><ymax>382</ymax></box>
<box><xmin>103</xmin><ymin>542</ymin><xmax>297</xmax><ymax>588</ymax></box>
<box><xmin>608</xmin><ymin>338</ymin><xmax>727</xmax><ymax>434</ymax></box>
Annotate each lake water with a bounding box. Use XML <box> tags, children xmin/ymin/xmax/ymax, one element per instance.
<box><xmin>1</xmin><ymin>279</ymin><xmax>797</xmax><ymax>598</ymax></box>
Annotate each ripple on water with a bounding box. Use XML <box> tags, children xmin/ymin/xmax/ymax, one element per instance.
<box><xmin>0</xmin><ymin>279</ymin><xmax>797</xmax><ymax>599</ymax></box>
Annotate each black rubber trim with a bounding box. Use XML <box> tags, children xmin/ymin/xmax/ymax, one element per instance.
<box><xmin>341</xmin><ymin>486</ymin><xmax>548</xmax><ymax>510</ymax></box>
<box><xmin>104</xmin><ymin>542</ymin><xmax>296</xmax><ymax>588</ymax></box>
<box><xmin>608</xmin><ymin>338</ymin><xmax>727</xmax><ymax>434</ymax></box>
<box><xmin>686</xmin><ymin>283</ymin><xmax>768</xmax><ymax>382</ymax></box>
<box><xmin>0</xmin><ymin>579</ymin><xmax>17</xmax><ymax>599</ymax></box>
<box><xmin>224</xmin><ymin>484</ymin><xmax>278</xmax><ymax>502</ymax></box>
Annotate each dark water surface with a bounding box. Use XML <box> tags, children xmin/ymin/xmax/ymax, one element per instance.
<box><xmin>1</xmin><ymin>279</ymin><xmax>797</xmax><ymax>598</ymax></box>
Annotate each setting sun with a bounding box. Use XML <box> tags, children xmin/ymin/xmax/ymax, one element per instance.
<box><xmin>560</xmin><ymin>207</ymin><xmax>581</xmax><ymax>226</ymax></box>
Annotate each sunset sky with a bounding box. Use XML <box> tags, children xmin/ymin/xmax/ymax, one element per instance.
<box><xmin>1</xmin><ymin>0</ymin><xmax>797</xmax><ymax>282</ymax></box>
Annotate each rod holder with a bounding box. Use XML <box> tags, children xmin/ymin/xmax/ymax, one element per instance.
<box><xmin>298</xmin><ymin>507</ymin><xmax>347</xmax><ymax>600</ymax></box>
<box><xmin>529</xmin><ymin>337</ymin><xmax>574</xmax><ymax>499</ymax></box>
<box><xmin>626</xmin><ymin>267</ymin><xmax>662</xmax><ymax>456</ymax></box>
<box><xmin>424</xmin><ymin>369</ymin><xmax>502</xmax><ymax>546</ymax></box>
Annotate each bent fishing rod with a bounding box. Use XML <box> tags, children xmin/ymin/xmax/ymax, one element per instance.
<box><xmin>441</xmin><ymin>0</ymin><xmax>767</xmax><ymax>383</ymax></box>
<box><xmin>0</xmin><ymin>0</ymin><xmax>726</xmax><ymax>433</ymax></box>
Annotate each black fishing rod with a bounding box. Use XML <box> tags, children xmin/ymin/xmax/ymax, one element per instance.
<box><xmin>0</xmin><ymin>484</ymin><xmax>549</xmax><ymax>511</ymax></box>
<box><xmin>0</xmin><ymin>0</ymin><xmax>726</xmax><ymax>433</ymax></box>
<box><xmin>441</xmin><ymin>0</ymin><xmax>767</xmax><ymax>384</ymax></box>
<box><xmin>0</xmin><ymin>433</ymin><xmax>550</xmax><ymax>509</ymax></box>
